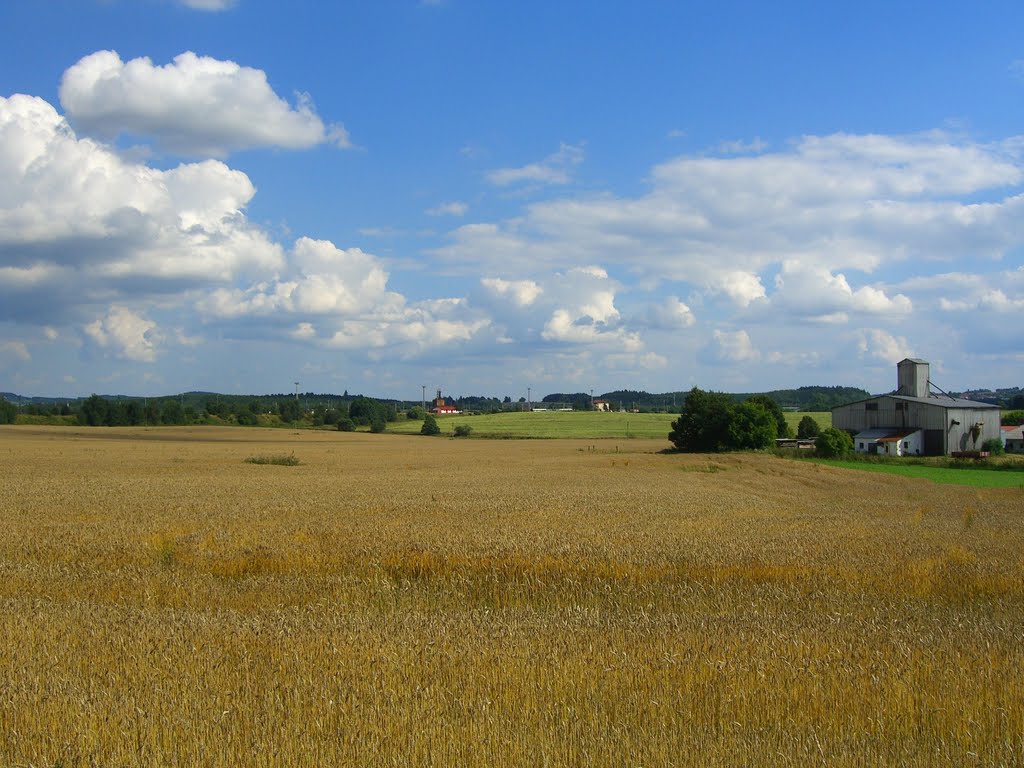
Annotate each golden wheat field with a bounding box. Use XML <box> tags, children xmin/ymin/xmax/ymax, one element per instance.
<box><xmin>1</xmin><ymin>425</ymin><xmax>1022</xmax><ymax>767</ymax></box>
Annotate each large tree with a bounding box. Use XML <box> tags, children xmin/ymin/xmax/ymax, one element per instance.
<box><xmin>668</xmin><ymin>388</ymin><xmax>735</xmax><ymax>452</ymax></box>
<box><xmin>745</xmin><ymin>394</ymin><xmax>790</xmax><ymax>438</ymax></box>
<box><xmin>728</xmin><ymin>401</ymin><xmax>778</xmax><ymax>450</ymax></box>
<box><xmin>797</xmin><ymin>414</ymin><xmax>821</xmax><ymax>439</ymax></box>
<box><xmin>669</xmin><ymin>387</ymin><xmax>780</xmax><ymax>452</ymax></box>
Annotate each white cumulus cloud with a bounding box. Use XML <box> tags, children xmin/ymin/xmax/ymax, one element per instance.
<box><xmin>84</xmin><ymin>306</ymin><xmax>159</xmax><ymax>362</ymax></box>
<box><xmin>856</xmin><ymin>329</ymin><xmax>912</xmax><ymax>365</ymax></box>
<box><xmin>702</xmin><ymin>329</ymin><xmax>760</xmax><ymax>364</ymax></box>
<box><xmin>771</xmin><ymin>261</ymin><xmax>912</xmax><ymax>319</ymax></box>
<box><xmin>59</xmin><ymin>50</ymin><xmax>349</xmax><ymax>156</ymax></box>
<box><xmin>0</xmin><ymin>93</ymin><xmax>282</xmax><ymax>323</ymax></box>
<box><xmin>481</xmin><ymin>277</ymin><xmax>543</xmax><ymax>307</ymax></box>
<box><xmin>647</xmin><ymin>297</ymin><xmax>696</xmax><ymax>329</ymax></box>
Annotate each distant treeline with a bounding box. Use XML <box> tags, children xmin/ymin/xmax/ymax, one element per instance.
<box><xmin>952</xmin><ymin>388</ymin><xmax>1024</xmax><ymax>409</ymax></box>
<box><xmin>0</xmin><ymin>392</ymin><xmax>409</xmax><ymax>429</ymax></box>
<box><xmin>542</xmin><ymin>386</ymin><xmax>873</xmax><ymax>412</ymax></box>
<box><xmin>6</xmin><ymin>384</ymin><xmax>1020</xmax><ymax>428</ymax></box>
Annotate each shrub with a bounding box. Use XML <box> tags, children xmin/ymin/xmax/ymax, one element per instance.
<box><xmin>981</xmin><ymin>438</ymin><xmax>1005</xmax><ymax>456</ymax></box>
<box><xmin>369</xmin><ymin>417</ymin><xmax>387</xmax><ymax>433</ymax></box>
<box><xmin>815</xmin><ymin>427</ymin><xmax>854</xmax><ymax>458</ymax></box>
<box><xmin>245</xmin><ymin>453</ymin><xmax>300</xmax><ymax>466</ymax></box>
<box><xmin>336</xmin><ymin>417</ymin><xmax>355</xmax><ymax>432</ymax></box>
<box><xmin>1002</xmin><ymin>410</ymin><xmax>1024</xmax><ymax>426</ymax></box>
<box><xmin>235</xmin><ymin>412</ymin><xmax>258</xmax><ymax>426</ymax></box>
<box><xmin>407</xmin><ymin>406</ymin><xmax>425</xmax><ymax>421</ymax></box>
<box><xmin>421</xmin><ymin>414</ymin><xmax>441</xmax><ymax>436</ymax></box>
<box><xmin>453</xmin><ymin>424</ymin><xmax>473</xmax><ymax>438</ymax></box>
<box><xmin>0</xmin><ymin>397</ymin><xmax>17</xmax><ymax>425</ymax></box>
<box><xmin>797</xmin><ymin>415</ymin><xmax>820</xmax><ymax>440</ymax></box>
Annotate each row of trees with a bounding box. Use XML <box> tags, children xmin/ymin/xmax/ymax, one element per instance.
<box><xmin>668</xmin><ymin>389</ymin><xmax>791</xmax><ymax>452</ymax></box>
<box><xmin>667</xmin><ymin>387</ymin><xmax>855</xmax><ymax>457</ymax></box>
<box><xmin>8</xmin><ymin>393</ymin><xmax>406</xmax><ymax>430</ymax></box>
<box><xmin>0</xmin><ymin>397</ymin><xmax>17</xmax><ymax>424</ymax></box>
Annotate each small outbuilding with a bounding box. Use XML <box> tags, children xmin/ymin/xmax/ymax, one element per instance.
<box><xmin>1003</xmin><ymin>425</ymin><xmax>1024</xmax><ymax>454</ymax></box>
<box><xmin>832</xmin><ymin>359</ymin><xmax>1001</xmax><ymax>456</ymax></box>
<box><xmin>852</xmin><ymin>428</ymin><xmax>923</xmax><ymax>457</ymax></box>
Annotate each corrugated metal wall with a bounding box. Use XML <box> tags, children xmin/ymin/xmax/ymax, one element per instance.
<box><xmin>946</xmin><ymin>409</ymin><xmax>1002</xmax><ymax>453</ymax></box>
<box><xmin>831</xmin><ymin>397</ymin><xmax>1002</xmax><ymax>455</ymax></box>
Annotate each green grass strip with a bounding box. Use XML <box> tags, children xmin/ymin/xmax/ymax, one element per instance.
<box><xmin>817</xmin><ymin>459</ymin><xmax>1024</xmax><ymax>488</ymax></box>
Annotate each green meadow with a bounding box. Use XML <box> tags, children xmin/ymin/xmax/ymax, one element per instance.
<box><xmin>816</xmin><ymin>459</ymin><xmax>1024</xmax><ymax>489</ymax></box>
<box><xmin>384</xmin><ymin>409</ymin><xmax>832</xmax><ymax>440</ymax></box>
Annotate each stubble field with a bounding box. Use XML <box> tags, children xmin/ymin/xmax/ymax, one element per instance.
<box><xmin>1</xmin><ymin>425</ymin><xmax>1022</xmax><ymax>766</ymax></box>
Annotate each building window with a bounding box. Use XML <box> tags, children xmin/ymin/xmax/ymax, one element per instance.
<box><xmin>865</xmin><ymin>402</ymin><xmax>878</xmax><ymax>411</ymax></box>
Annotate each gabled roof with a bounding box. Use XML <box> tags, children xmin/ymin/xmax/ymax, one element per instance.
<box><xmin>889</xmin><ymin>394</ymin><xmax>1000</xmax><ymax>409</ymax></box>
<box><xmin>834</xmin><ymin>393</ymin><xmax>1000</xmax><ymax>410</ymax></box>
<box><xmin>854</xmin><ymin>428</ymin><xmax>919</xmax><ymax>441</ymax></box>
<box><xmin>877</xmin><ymin>430</ymin><xmax>920</xmax><ymax>443</ymax></box>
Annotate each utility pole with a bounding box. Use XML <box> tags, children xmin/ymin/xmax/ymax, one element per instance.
<box><xmin>294</xmin><ymin>382</ymin><xmax>300</xmax><ymax>402</ymax></box>
<box><xmin>421</xmin><ymin>385</ymin><xmax>426</xmax><ymax>413</ymax></box>
<box><xmin>527</xmin><ymin>387</ymin><xmax>531</xmax><ymax>411</ymax></box>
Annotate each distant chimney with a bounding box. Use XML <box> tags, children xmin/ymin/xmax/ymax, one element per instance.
<box><xmin>897</xmin><ymin>359</ymin><xmax>929</xmax><ymax>398</ymax></box>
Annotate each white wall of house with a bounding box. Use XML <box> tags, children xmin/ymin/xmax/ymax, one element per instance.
<box><xmin>882</xmin><ymin>430</ymin><xmax>923</xmax><ymax>457</ymax></box>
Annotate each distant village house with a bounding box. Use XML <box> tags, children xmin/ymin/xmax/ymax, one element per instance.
<box><xmin>431</xmin><ymin>389</ymin><xmax>459</xmax><ymax>415</ymax></box>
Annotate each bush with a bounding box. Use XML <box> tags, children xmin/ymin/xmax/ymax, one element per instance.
<box><xmin>453</xmin><ymin>424</ymin><xmax>473</xmax><ymax>438</ymax></box>
<box><xmin>982</xmin><ymin>437</ymin><xmax>1005</xmax><ymax>456</ymax></box>
<box><xmin>336</xmin><ymin>417</ymin><xmax>355</xmax><ymax>432</ymax></box>
<box><xmin>815</xmin><ymin>427</ymin><xmax>854</xmax><ymax>458</ymax></box>
<box><xmin>369</xmin><ymin>417</ymin><xmax>387</xmax><ymax>433</ymax></box>
<box><xmin>797</xmin><ymin>415</ymin><xmax>820</xmax><ymax>440</ymax></box>
<box><xmin>1002</xmin><ymin>410</ymin><xmax>1024</xmax><ymax>426</ymax></box>
<box><xmin>0</xmin><ymin>397</ymin><xmax>17</xmax><ymax>425</ymax></box>
<box><xmin>406</xmin><ymin>406</ymin><xmax>425</xmax><ymax>421</ymax></box>
<box><xmin>245</xmin><ymin>453</ymin><xmax>300</xmax><ymax>466</ymax></box>
<box><xmin>421</xmin><ymin>414</ymin><xmax>441</xmax><ymax>436</ymax></box>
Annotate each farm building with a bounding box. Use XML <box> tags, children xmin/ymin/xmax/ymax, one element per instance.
<box><xmin>593</xmin><ymin>399</ymin><xmax>611</xmax><ymax>412</ymax></box>
<box><xmin>831</xmin><ymin>359</ymin><xmax>1002</xmax><ymax>456</ymax></box>
<box><xmin>1003</xmin><ymin>425</ymin><xmax>1024</xmax><ymax>454</ymax></box>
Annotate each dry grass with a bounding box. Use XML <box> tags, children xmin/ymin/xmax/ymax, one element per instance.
<box><xmin>1</xmin><ymin>425</ymin><xmax>1022</xmax><ymax>766</ymax></box>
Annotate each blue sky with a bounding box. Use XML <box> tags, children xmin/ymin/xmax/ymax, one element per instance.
<box><xmin>1</xmin><ymin>0</ymin><xmax>1022</xmax><ymax>399</ymax></box>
